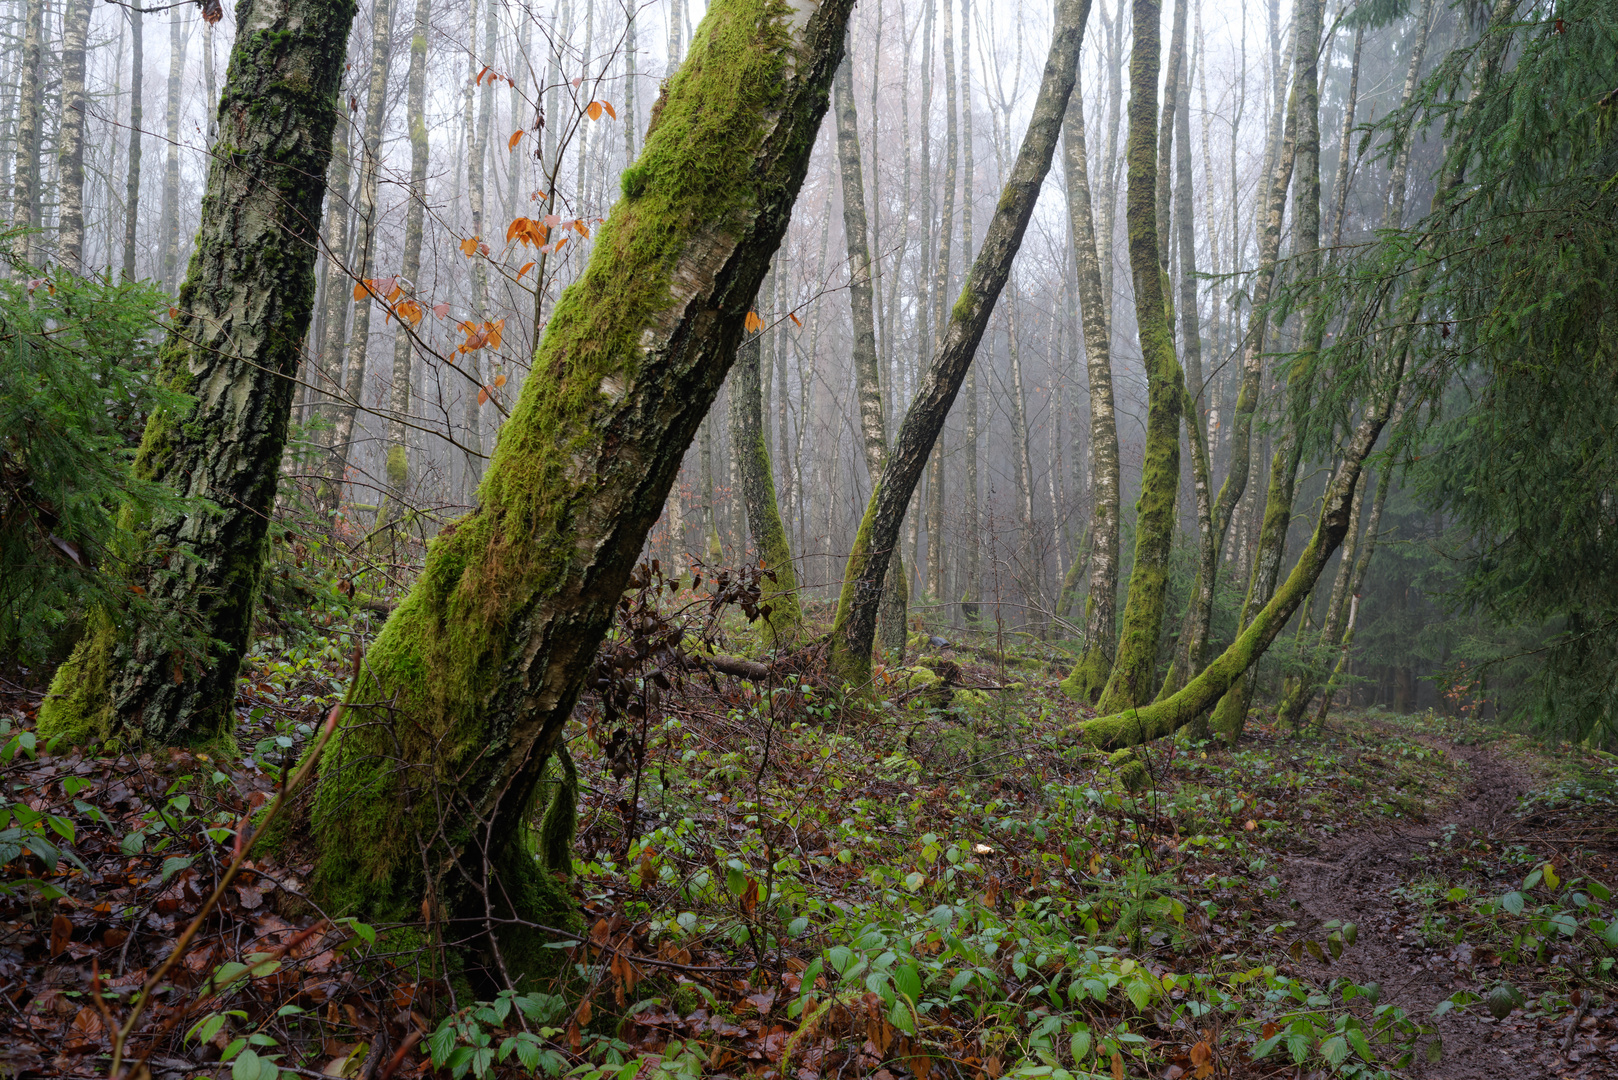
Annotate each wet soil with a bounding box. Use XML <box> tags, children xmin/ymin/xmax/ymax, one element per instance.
<box><xmin>1282</xmin><ymin>734</ymin><xmax>1617</xmax><ymax>1079</ymax></box>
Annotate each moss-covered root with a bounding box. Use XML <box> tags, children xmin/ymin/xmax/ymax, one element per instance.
<box><xmin>37</xmin><ymin>610</ymin><xmax>117</xmax><ymax>747</ymax></box>
<box><xmin>1058</xmin><ymin>637</ymin><xmax>1111</xmax><ymax>705</ymax></box>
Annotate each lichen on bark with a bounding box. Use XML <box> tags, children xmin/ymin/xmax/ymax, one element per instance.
<box><xmin>38</xmin><ymin>0</ymin><xmax>359</xmax><ymax>748</ymax></box>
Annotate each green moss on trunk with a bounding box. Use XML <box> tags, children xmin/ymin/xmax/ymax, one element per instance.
<box><xmin>304</xmin><ymin>0</ymin><xmax>857</xmax><ymax>984</ymax></box>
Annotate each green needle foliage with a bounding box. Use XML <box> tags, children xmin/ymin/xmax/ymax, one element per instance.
<box><xmin>1316</xmin><ymin>0</ymin><xmax>1618</xmax><ymax>743</ymax></box>
<box><xmin>0</xmin><ymin>245</ymin><xmax>194</xmax><ymax>671</ymax></box>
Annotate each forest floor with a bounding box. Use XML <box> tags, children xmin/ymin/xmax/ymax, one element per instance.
<box><xmin>2</xmin><ymin>601</ymin><xmax>1616</xmax><ymax>1080</ymax></box>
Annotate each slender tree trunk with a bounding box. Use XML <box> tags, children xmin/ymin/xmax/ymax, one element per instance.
<box><xmin>1211</xmin><ymin>0</ymin><xmax>1323</xmax><ymax>743</ymax></box>
<box><xmin>1312</xmin><ymin>455</ymin><xmax>1393</xmax><ymax>725</ymax></box>
<box><xmin>378</xmin><ymin>0</ymin><xmax>431</xmax><ymax>530</ymax></box>
<box><xmin>830</xmin><ymin>0</ymin><xmax>1091</xmax><ymax>685</ymax></box>
<box><xmin>11</xmin><ymin>0</ymin><xmax>44</xmax><ymax>265</ymax></box>
<box><xmin>461</xmin><ymin>0</ymin><xmax>497</xmax><ymax>493</ymax></box>
<box><xmin>312</xmin><ymin>107</ymin><xmax>353</xmax><ymax>427</ymax></box>
<box><xmin>322</xmin><ymin>0</ymin><xmax>396</xmax><ymax>522</ymax></box>
<box><xmin>1098</xmin><ymin>0</ymin><xmax>1123</xmax><ymax>314</ymax></box>
<box><xmin>731</xmin><ymin>268</ymin><xmax>803</xmax><ymax>644</ymax></box>
<box><xmin>834</xmin><ymin>49</ymin><xmax>908</xmax><ymax>654</ymax></box>
<box><xmin>121</xmin><ymin>7</ymin><xmax>143</xmax><ymax>281</ymax></box>
<box><xmin>53</xmin><ymin>0</ymin><xmax>91</xmax><ymax>270</ymax></box>
<box><xmin>959</xmin><ymin>0</ymin><xmax>980</xmax><ymax>621</ymax></box>
<box><xmin>1006</xmin><ymin>292</ymin><xmax>1041</xmax><ymax>630</ymax></box>
<box><xmin>161</xmin><ymin>10</ymin><xmax>185</xmax><ymax>292</ymax></box>
<box><xmin>926</xmin><ymin>0</ymin><xmax>958</xmax><ymax>608</ymax></box>
<box><xmin>1093</xmin><ymin>0</ymin><xmax>1183</xmax><ymax>714</ymax></box>
<box><xmin>1056</xmin><ymin>23</ymin><xmax>1120</xmax><ymax>701</ymax></box>
<box><xmin>305</xmin><ymin>0</ymin><xmax>858</xmax><ymax>977</ymax></box>
<box><xmin>1328</xmin><ymin>24</ymin><xmax>1362</xmax><ymax>250</ymax></box>
<box><xmin>39</xmin><ymin>0</ymin><xmax>363</xmax><ymax>746</ymax></box>
<box><xmin>1166</xmin><ymin>43</ymin><xmax>1216</xmax><ymax>703</ymax></box>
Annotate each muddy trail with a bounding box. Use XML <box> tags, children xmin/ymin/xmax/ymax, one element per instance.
<box><xmin>1283</xmin><ymin>732</ymin><xmax>1615</xmax><ymax>1079</ymax></box>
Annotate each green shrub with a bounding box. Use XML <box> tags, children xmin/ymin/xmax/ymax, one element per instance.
<box><xmin>0</xmin><ymin>247</ymin><xmax>192</xmax><ymax>668</ymax></box>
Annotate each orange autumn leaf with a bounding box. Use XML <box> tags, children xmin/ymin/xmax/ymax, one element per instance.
<box><xmin>586</xmin><ymin>101</ymin><xmax>603</xmax><ymax>121</ymax></box>
<box><xmin>459</xmin><ymin>236</ymin><xmax>480</xmax><ymax>257</ymax></box>
<box><xmin>602</xmin><ymin>100</ymin><xmax>618</xmax><ymax>120</ymax></box>
<box><xmin>478</xmin><ymin>385</ymin><xmax>490</xmax><ymax>405</ymax></box>
<box><xmin>506</xmin><ymin>217</ymin><xmax>526</xmax><ymax>243</ymax></box>
<box><xmin>744</xmin><ymin>310</ymin><xmax>764</xmax><ymax>333</ymax></box>
<box><xmin>494</xmin><ymin>373</ymin><xmax>508</xmax><ymax>387</ymax></box>
<box><xmin>432</xmin><ymin>302</ymin><xmax>451</xmax><ymax>319</ymax></box>
<box><xmin>508</xmin><ymin>129</ymin><xmax>524</xmax><ymax>151</ymax></box>
<box><xmin>475</xmin><ymin>65</ymin><xmax>491</xmax><ymax>85</ymax></box>
<box><xmin>352</xmin><ymin>280</ymin><xmax>371</xmax><ymax>300</ymax></box>
<box><xmin>572</xmin><ymin>219</ymin><xmax>590</xmax><ymax>239</ymax></box>
<box><xmin>484</xmin><ymin>318</ymin><xmax>504</xmax><ymax>349</ymax></box>
<box><xmin>517</xmin><ymin>261</ymin><xmax>536</xmax><ymax>280</ymax></box>
<box><xmin>789</xmin><ymin>311</ymin><xmax>803</xmax><ymax>327</ymax></box>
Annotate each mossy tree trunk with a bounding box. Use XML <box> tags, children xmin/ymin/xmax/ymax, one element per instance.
<box><xmin>1092</xmin><ymin>0</ymin><xmax>1183</xmax><ymax>715</ymax></box>
<box><xmin>828</xmin><ymin>0</ymin><xmax>1092</xmax><ymax>686</ymax></box>
<box><xmin>306</xmin><ymin>0</ymin><xmax>857</xmax><ymax>982</ymax></box>
<box><xmin>1055</xmin><ymin>35</ymin><xmax>1119</xmax><ymax>702</ymax></box>
<box><xmin>1074</xmin><ymin>356</ymin><xmax>1403</xmax><ymax>759</ymax></box>
<box><xmin>730</xmin><ymin>268</ymin><xmax>803</xmax><ymax>645</ymax></box>
<box><xmin>161</xmin><ymin>10</ymin><xmax>186</xmax><ymax>292</ymax></box>
<box><xmin>38</xmin><ymin>0</ymin><xmax>361</xmax><ymax>747</ymax></box>
<box><xmin>833</xmin><ymin>49</ymin><xmax>907</xmax><ymax>653</ymax></box>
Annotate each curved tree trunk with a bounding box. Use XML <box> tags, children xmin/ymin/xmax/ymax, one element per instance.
<box><xmin>829</xmin><ymin>0</ymin><xmax>1092</xmax><ymax>686</ymax></box>
<box><xmin>39</xmin><ymin>0</ymin><xmax>363</xmax><ymax>746</ymax></box>
<box><xmin>731</xmin><ymin>269</ymin><xmax>803</xmax><ymax>644</ymax></box>
<box><xmin>1093</xmin><ymin>0</ymin><xmax>1183</xmax><ymax>714</ymax></box>
<box><xmin>305</xmin><ymin>0</ymin><xmax>857</xmax><ymax>982</ymax></box>
<box><xmin>1212</xmin><ymin>0</ymin><xmax>1325</xmax><ymax>743</ymax></box>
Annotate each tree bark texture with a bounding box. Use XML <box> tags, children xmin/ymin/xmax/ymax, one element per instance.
<box><xmin>730</xmin><ymin>271</ymin><xmax>803</xmax><ymax>644</ymax></box>
<box><xmin>304</xmin><ymin>0</ymin><xmax>857</xmax><ymax>981</ymax></box>
<box><xmin>1055</xmin><ymin>28</ymin><xmax>1120</xmax><ymax>702</ymax></box>
<box><xmin>54</xmin><ymin>0</ymin><xmax>93</xmax><ymax>270</ymax></box>
<box><xmin>121</xmin><ymin>8</ymin><xmax>144</xmax><ymax>281</ymax></box>
<box><xmin>38</xmin><ymin>0</ymin><xmax>362</xmax><ymax>746</ymax></box>
<box><xmin>11</xmin><ymin>0</ymin><xmax>45</xmax><ymax>265</ymax></box>
<box><xmin>1093</xmin><ymin>0</ymin><xmax>1183</xmax><ymax>715</ymax></box>
<box><xmin>161</xmin><ymin>11</ymin><xmax>186</xmax><ymax>292</ymax></box>
<box><xmin>833</xmin><ymin>50</ymin><xmax>907</xmax><ymax>651</ymax></box>
<box><xmin>829</xmin><ymin>0</ymin><xmax>1091</xmax><ymax>685</ymax></box>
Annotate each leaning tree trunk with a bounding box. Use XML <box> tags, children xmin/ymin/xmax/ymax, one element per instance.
<box><xmin>377</xmin><ymin>0</ymin><xmax>432</xmax><ymax>530</ymax></box>
<box><xmin>54</xmin><ymin>0</ymin><xmax>93</xmax><ymax>270</ymax></box>
<box><xmin>38</xmin><ymin>0</ymin><xmax>363</xmax><ymax>747</ymax></box>
<box><xmin>833</xmin><ymin>49</ymin><xmax>908</xmax><ymax>653</ymax></box>
<box><xmin>1055</xmin><ymin>32</ymin><xmax>1121</xmax><ymax>703</ymax></box>
<box><xmin>304</xmin><ymin>0</ymin><xmax>857</xmax><ymax>982</ymax></box>
<box><xmin>1093</xmin><ymin>0</ymin><xmax>1183</xmax><ymax>715</ymax></box>
<box><xmin>829</xmin><ymin>0</ymin><xmax>1092</xmax><ymax>686</ymax></box>
<box><xmin>11</xmin><ymin>0</ymin><xmax>45</xmax><ymax>265</ymax></box>
<box><xmin>730</xmin><ymin>269</ymin><xmax>803</xmax><ymax>645</ymax></box>
<box><xmin>121</xmin><ymin>7</ymin><xmax>143</xmax><ymax>281</ymax></box>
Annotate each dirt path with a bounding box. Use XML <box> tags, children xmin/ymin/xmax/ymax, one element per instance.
<box><xmin>1282</xmin><ymin>735</ymin><xmax>1613</xmax><ymax>1080</ymax></box>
